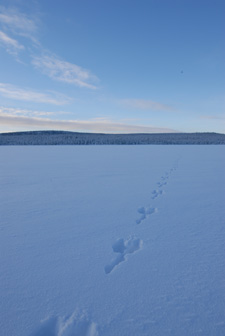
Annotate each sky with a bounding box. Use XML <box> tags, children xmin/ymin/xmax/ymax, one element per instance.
<box><xmin>0</xmin><ymin>0</ymin><xmax>224</xmax><ymax>134</ymax></box>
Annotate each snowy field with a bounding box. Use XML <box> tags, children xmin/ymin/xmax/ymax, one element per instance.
<box><xmin>0</xmin><ymin>145</ymin><xmax>225</xmax><ymax>336</ymax></box>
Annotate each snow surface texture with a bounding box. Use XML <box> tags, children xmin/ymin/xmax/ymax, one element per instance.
<box><xmin>0</xmin><ymin>146</ymin><xmax>225</xmax><ymax>336</ymax></box>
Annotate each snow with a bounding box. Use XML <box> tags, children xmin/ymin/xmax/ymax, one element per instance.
<box><xmin>0</xmin><ymin>145</ymin><xmax>225</xmax><ymax>336</ymax></box>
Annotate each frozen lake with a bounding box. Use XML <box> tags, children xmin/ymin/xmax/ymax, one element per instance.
<box><xmin>0</xmin><ymin>146</ymin><xmax>225</xmax><ymax>336</ymax></box>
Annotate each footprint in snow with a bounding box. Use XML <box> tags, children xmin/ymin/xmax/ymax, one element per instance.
<box><xmin>152</xmin><ymin>189</ymin><xmax>165</xmax><ymax>199</ymax></box>
<box><xmin>105</xmin><ymin>236</ymin><xmax>143</xmax><ymax>274</ymax></box>
<box><xmin>136</xmin><ymin>206</ymin><xmax>158</xmax><ymax>224</ymax></box>
<box><xmin>30</xmin><ymin>311</ymin><xmax>98</xmax><ymax>336</ymax></box>
<box><xmin>157</xmin><ymin>181</ymin><xmax>167</xmax><ymax>187</ymax></box>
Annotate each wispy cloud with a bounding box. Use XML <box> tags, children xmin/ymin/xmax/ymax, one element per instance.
<box><xmin>32</xmin><ymin>54</ymin><xmax>99</xmax><ymax>89</ymax></box>
<box><xmin>0</xmin><ymin>6</ymin><xmax>38</xmax><ymax>41</ymax></box>
<box><xmin>0</xmin><ymin>7</ymin><xmax>99</xmax><ymax>88</ymax></box>
<box><xmin>0</xmin><ymin>30</ymin><xmax>24</xmax><ymax>54</ymax></box>
<box><xmin>0</xmin><ymin>113</ymin><xmax>177</xmax><ymax>134</ymax></box>
<box><xmin>0</xmin><ymin>106</ymin><xmax>68</xmax><ymax>117</ymax></box>
<box><xmin>120</xmin><ymin>99</ymin><xmax>172</xmax><ymax>111</ymax></box>
<box><xmin>201</xmin><ymin>115</ymin><xmax>225</xmax><ymax>121</ymax></box>
<box><xmin>0</xmin><ymin>83</ymin><xmax>72</xmax><ymax>105</ymax></box>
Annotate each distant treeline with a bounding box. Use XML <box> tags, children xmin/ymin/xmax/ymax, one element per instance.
<box><xmin>0</xmin><ymin>131</ymin><xmax>225</xmax><ymax>145</ymax></box>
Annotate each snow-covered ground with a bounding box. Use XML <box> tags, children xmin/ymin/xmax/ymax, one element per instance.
<box><xmin>0</xmin><ymin>146</ymin><xmax>225</xmax><ymax>336</ymax></box>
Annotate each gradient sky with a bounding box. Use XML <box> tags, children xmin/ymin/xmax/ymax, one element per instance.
<box><xmin>0</xmin><ymin>0</ymin><xmax>224</xmax><ymax>133</ymax></box>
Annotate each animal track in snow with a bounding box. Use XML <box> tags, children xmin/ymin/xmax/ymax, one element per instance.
<box><xmin>31</xmin><ymin>311</ymin><xmax>98</xmax><ymax>336</ymax></box>
<box><xmin>104</xmin><ymin>162</ymin><xmax>178</xmax><ymax>274</ymax></box>
<box><xmin>136</xmin><ymin>206</ymin><xmax>158</xmax><ymax>224</ymax></box>
<box><xmin>152</xmin><ymin>189</ymin><xmax>165</xmax><ymax>199</ymax></box>
<box><xmin>157</xmin><ymin>181</ymin><xmax>167</xmax><ymax>187</ymax></box>
<box><xmin>156</xmin><ymin>167</ymin><xmax>176</xmax><ymax>188</ymax></box>
<box><xmin>104</xmin><ymin>237</ymin><xmax>143</xmax><ymax>274</ymax></box>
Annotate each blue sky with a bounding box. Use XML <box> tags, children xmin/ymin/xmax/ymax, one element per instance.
<box><xmin>0</xmin><ymin>0</ymin><xmax>224</xmax><ymax>133</ymax></box>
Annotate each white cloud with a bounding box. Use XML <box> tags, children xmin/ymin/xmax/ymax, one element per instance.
<box><xmin>0</xmin><ymin>7</ymin><xmax>38</xmax><ymax>41</ymax></box>
<box><xmin>201</xmin><ymin>115</ymin><xmax>225</xmax><ymax>121</ymax></box>
<box><xmin>0</xmin><ymin>83</ymin><xmax>72</xmax><ymax>105</ymax></box>
<box><xmin>120</xmin><ymin>99</ymin><xmax>172</xmax><ymax>111</ymax></box>
<box><xmin>0</xmin><ymin>30</ymin><xmax>24</xmax><ymax>54</ymax></box>
<box><xmin>0</xmin><ymin>113</ymin><xmax>177</xmax><ymax>134</ymax></box>
<box><xmin>32</xmin><ymin>54</ymin><xmax>98</xmax><ymax>89</ymax></box>
<box><xmin>0</xmin><ymin>7</ymin><xmax>99</xmax><ymax>88</ymax></box>
<box><xmin>0</xmin><ymin>106</ymin><xmax>60</xmax><ymax>117</ymax></box>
